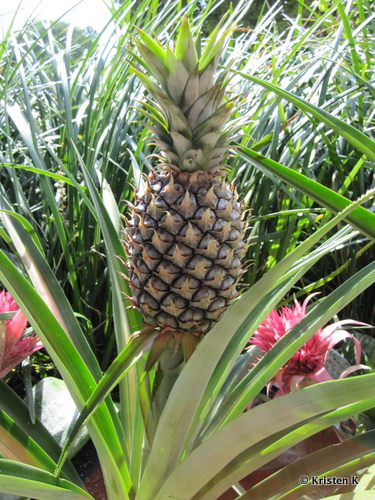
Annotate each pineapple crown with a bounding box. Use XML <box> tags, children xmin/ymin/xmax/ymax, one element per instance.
<box><xmin>130</xmin><ymin>17</ymin><xmax>242</xmax><ymax>174</ymax></box>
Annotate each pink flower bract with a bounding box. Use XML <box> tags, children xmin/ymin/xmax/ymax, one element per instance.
<box><xmin>250</xmin><ymin>295</ymin><xmax>365</xmax><ymax>397</ymax></box>
<box><xmin>0</xmin><ymin>290</ymin><xmax>43</xmax><ymax>378</ymax></box>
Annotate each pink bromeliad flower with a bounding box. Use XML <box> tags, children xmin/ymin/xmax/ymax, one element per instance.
<box><xmin>249</xmin><ymin>295</ymin><xmax>368</xmax><ymax>397</ymax></box>
<box><xmin>0</xmin><ymin>290</ymin><xmax>43</xmax><ymax>378</ymax></box>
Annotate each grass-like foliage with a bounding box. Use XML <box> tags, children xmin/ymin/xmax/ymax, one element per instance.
<box><xmin>0</xmin><ymin>0</ymin><xmax>374</xmax><ymax>499</ymax></box>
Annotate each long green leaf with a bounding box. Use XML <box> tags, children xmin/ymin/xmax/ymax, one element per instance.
<box><xmin>0</xmin><ymin>197</ymin><xmax>97</xmax><ymax>371</ymax></box>
<box><xmin>245</xmin><ymin>430</ymin><xmax>375</xmax><ymax>500</ymax></box>
<box><xmin>72</xmin><ymin>142</ymin><xmax>143</xmax><ymax>478</ymax></box>
<box><xmin>238</xmin><ymin>146</ymin><xmax>375</xmax><ymax>241</ymax></box>
<box><xmin>55</xmin><ymin>332</ymin><xmax>156</xmax><ymax>477</ymax></box>
<box><xmin>0</xmin><ymin>183</ymin><xmax>132</xmax><ymax>497</ymax></box>
<box><xmin>0</xmin><ymin>250</ymin><xmax>131</xmax><ymax>500</ymax></box>
<box><xmin>0</xmin><ymin>460</ymin><xmax>93</xmax><ymax>500</ymax></box>
<box><xmin>0</xmin><ymin>409</ymin><xmax>59</xmax><ymax>472</ymax></box>
<box><xmin>236</xmin><ymin>72</ymin><xmax>375</xmax><ymax>162</ymax></box>
<box><xmin>324</xmin><ymin>494</ymin><xmax>375</xmax><ymax>500</ymax></box>
<box><xmin>6</xmin><ymin>102</ymin><xmax>82</xmax><ymax>309</ymax></box>
<box><xmin>154</xmin><ymin>376</ymin><xmax>375</xmax><ymax>499</ymax></box>
<box><xmin>197</xmin><ymin>396</ymin><xmax>375</xmax><ymax>500</ymax></box>
<box><xmin>0</xmin><ymin>380</ymin><xmax>81</xmax><ymax>485</ymax></box>
<box><xmin>71</xmin><ymin>142</ymin><xmax>136</xmax><ymax>349</ymax></box>
<box><xmin>354</xmin><ymin>461</ymin><xmax>375</xmax><ymax>495</ymax></box>
<box><xmin>3</xmin><ymin>164</ymin><xmax>79</xmax><ymax>188</ymax></box>
<box><xmin>155</xmin><ymin>380</ymin><xmax>375</xmax><ymax>500</ymax></box>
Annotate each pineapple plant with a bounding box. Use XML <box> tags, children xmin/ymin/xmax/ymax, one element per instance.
<box><xmin>124</xmin><ymin>17</ymin><xmax>248</xmax><ymax>359</ymax></box>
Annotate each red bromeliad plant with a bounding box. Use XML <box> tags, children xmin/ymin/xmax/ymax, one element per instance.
<box><xmin>249</xmin><ymin>294</ymin><xmax>368</xmax><ymax>397</ymax></box>
<box><xmin>0</xmin><ymin>289</ymin><xmax>43</xmax><ymax>378</ymax></box>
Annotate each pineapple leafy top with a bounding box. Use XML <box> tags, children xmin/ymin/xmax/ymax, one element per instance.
<box><xmin>130</xmin><ymin>17</ymin><xmax>241</xmax><ymax>173</ymax></box>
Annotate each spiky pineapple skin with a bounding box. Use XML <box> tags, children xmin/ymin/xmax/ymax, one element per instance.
<box><xmin>125</xmin><ymin>169</ymin><xmax>247</xmax><ymax>334</ymax></box>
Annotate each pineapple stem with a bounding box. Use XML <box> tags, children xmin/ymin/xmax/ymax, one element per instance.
<box><xmin>147</xmin><ymin>338</ymin><xmax>184</xmax><ymax>443</ymax></box>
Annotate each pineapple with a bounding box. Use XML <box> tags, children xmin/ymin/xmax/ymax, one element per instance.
<box><xmin>124</xmin><ymin>18</ymin><xmax>248</xmax><ymax>358</ymax></box>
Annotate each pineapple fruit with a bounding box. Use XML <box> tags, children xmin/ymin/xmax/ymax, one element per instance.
<box><xmin>124</xmin><ymin>18</ymin><xmax>248</xmax><ymax>358</ymax></box>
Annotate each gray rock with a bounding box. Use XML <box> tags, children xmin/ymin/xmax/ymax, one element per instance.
<box><xmin>32</xmin><ymin>377</ymin><xmax>89</xmax><ymax>457</ymax></box>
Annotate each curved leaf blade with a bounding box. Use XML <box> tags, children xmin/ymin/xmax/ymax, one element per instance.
<box><xmin>0</xmin><ymin>460</ymin><xmax>94</xmax><ymax>500</ymax></box>
<box><xmin>0</xmin><ymin>380</ymin><xmax>81</xmax><ymax>485</ymax></box>
<box><xmin>0</xmin><ymin>250</ymin><xmax>131</xmax><ymax>499</ymax></box>
<box><xmin>154</xmin><ymin>375</ymin><xmax>375</xmax><ymax>500</ymax></box>
<box><xmin>246</xmin><ymin>431</ymin><xmax>375</xmax><ymax>500</ymax></box>
<box><xmin>236</xmin><ymin>72</ymin><xmax>375</xmax><ymax>162</ymax></box>
<box><xmin>238</xmin><ymin>146</ymin><xmax>375</xmax><ymax>241</ymax></box>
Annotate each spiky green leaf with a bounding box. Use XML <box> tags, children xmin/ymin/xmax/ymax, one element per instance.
<box><xmin>175</xmin><ymin>16</ymin><xmax>199</xmax><ymax>73</ymax></box>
